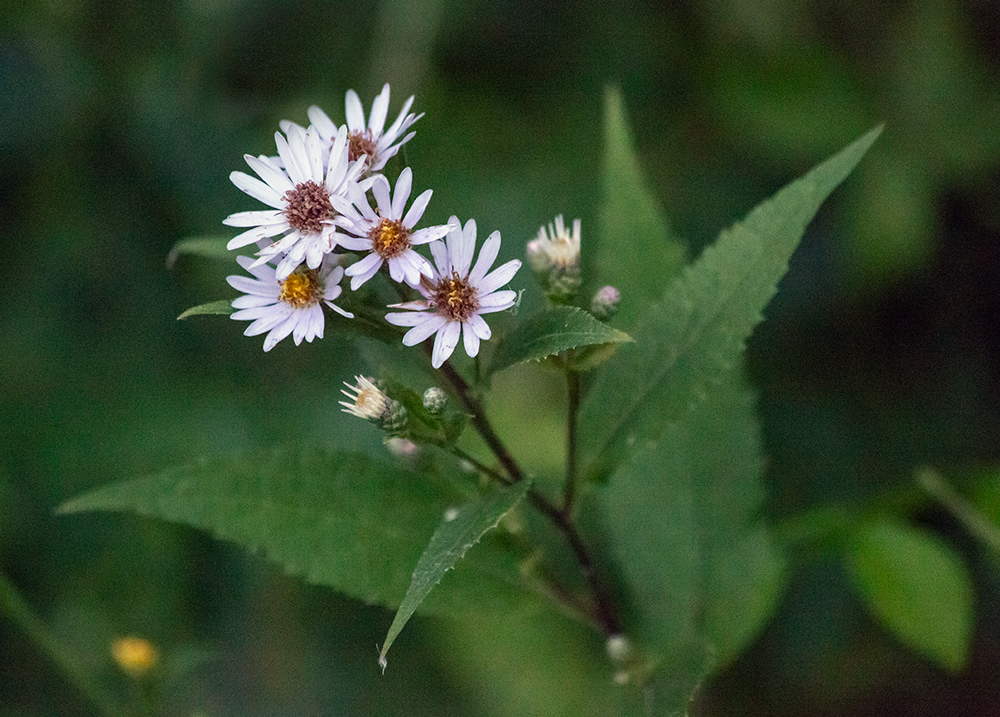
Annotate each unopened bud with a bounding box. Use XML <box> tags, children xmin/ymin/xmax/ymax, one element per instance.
<box><xmin>422</xmin><ymin>386</ymin><xmax>448</xmax><ymax>414</ymax></box>
<box><xmin>380</xmin><ymin>401</ymin><xmax>408</xmax><ymax>434</ymax></box>
<box><xmin>590</xmin><ymin>285</ymin><xmax>621</xmax><ymax>321</ymax></box>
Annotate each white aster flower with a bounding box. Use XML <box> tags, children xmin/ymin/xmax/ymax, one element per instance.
<box><xmin>223</xmin><ymin>124</ymin><xmax>367</xmax><ymax>281</ymax></box>
<box><xmin>226</xmin><ymin>255</ymin><xmax>353</xmax><ymax>352</ymax></box>
<box><xmin>385</xmin><ymin>217</ymin><xmax>521</xmax><ymax>369</ymax></box>
<box><xmin>527</xmin><ymin>214</ymin><xmax>581</xmax><ymax>272</ymax></box>
<box><xmin>337</xmin><ymin>167</ymin><xmax>450</xmax><ymax>289</ymax></box>
<box><xmin>307</xmin><ymin>83</ymin><xmax>422</xmax><ymax>174</ymax></box>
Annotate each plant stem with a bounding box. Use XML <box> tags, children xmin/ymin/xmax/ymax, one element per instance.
<box><xmin>0</xmin><ymin>568</ymin><xmax>124</xmax><ymax>717</ymax></box>
<box><xmin>432</xmin><ymin>349</ymin><xmax>622</xmax><ymax>636</ymax></box>
<box><xmin>562</xmin><ymin>367</ymin><xmax>581</xmax><ymax>515</ymax></box>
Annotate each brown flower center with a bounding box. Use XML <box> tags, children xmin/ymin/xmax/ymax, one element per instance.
<box><xmin>282</xmin><ymin>181</ymin><xmax>334</xmax><ymax>234</ymax></box>
<box><xmin>278</xmin><ymin>267</ymin><xmax>323</xmax><ymax>308</ymax></box>
<box><xmin>348</xmin><ymin>130</ymin><xmax>377</xmax><ymax>163</ymax></box>
<box><xmin>369</xmin><ymin>218</ymin><xmax>411</xmax><ymax>259</ymax></box>
<box><xmin>434</xmin><ymin>272</ymin><xmax>479</xmax><ymax>322</ymax></box>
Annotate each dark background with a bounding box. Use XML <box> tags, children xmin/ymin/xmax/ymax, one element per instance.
<box><xmin>2</xmin><ymin>0</ymin><xmax>1000</xmax><ymax>714</ymax></box>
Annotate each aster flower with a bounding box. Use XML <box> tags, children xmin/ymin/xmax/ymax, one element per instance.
<box><xmin>307</xmin><ymin>83</ymin><xmax>422</xmax><ymax>174</ymax></box>
<box><xmin>226</xmin><ymin>255</ymin><xmax>352</xmax><ymax>352</ymax></box>
<box><xmin>385</xmin><ymin>217</ymin><xmax>521</xmax><ymax>369</ymax></box>
<box><xmin>223</xmin><ymin>124</ymin><xmax>368</xmax><ymax>281</ymax></box>
<box><xmin>337</xmin><ymin>167</ymin><xmax>450</xmax><ymax>290</ymax></box>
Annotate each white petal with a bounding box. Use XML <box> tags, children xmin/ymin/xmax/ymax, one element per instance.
<box><xmin>391</xmin><ymin>168</ymin><xmax>412</xmax><ymax>219</ymax></box>
<box><xmin>385</xmin><ymin>310</ymin><xmax>433</xmax><ymax>327</ymax></box>
<box><xmin>402</xmin><ymin>186</ymin><xmax>430</xmax><ymax>228</ymax></box>
<box><xmin>382</xmin><ymin>95</ymin><xmax>415</xmax><ymax>140</ymax></box>
<box><xmin>231</xmin><ymin>295</ymin><xmax>276</xmax><ymax>309</ymax></box>
<box><xmin>227</xmin><ymin>224</ymin><xmax>286</xmax><ymax>250</ymax></box>
<box><xmin>409</xmin><ymin>223</ymin><xmax>450</xmax><ymax>247</ymax></box>
<box><xmin>345</xmin><ymin>251</ymin><xmax>382</xmax><ymax>277</ymax></box>
<box><xmin>401</xmin><ymin>315</ymin><xmax>448</xmax><ymax>344</ymax></box>
<box><xmin>308</xmin><ymin>105</ymin><xmax>338</xmax><ymax>139</ymax></box>
<box><xmin>429</xmin><ymin>240</ymin><xmax>450</xmax><ymax>276</ymax></box>
<box><xmin>245</xmin><ymin>154</ymin><xmax>294</xmax><ymax>195</ymax></box>
<box><xmin>432</xmin><ymin>321</ymin><xmax>461</xmax><ymax>368</ymax></box>
<box><xmin>450</xmin><ymin>219</ymin><xmax>476</xmax><ymax>276</ymax></box>
<box><xmin>477</xmin><ymin>290</ymin><xmax>517</xmax><ymax>312</ymax></box>
<box><xmin>348</xmin><ymin>255</ymin><xmax>383</xmax><ymax>290</ymax></box>
<box><xmin>230</xmin><ymin>171</ymin><xmax>284</xmax><ymax>209</ymax></box>
<box><xmin>369</xmin><ymin>83</ymin><xmax>390</xmax><ymax>134</ymax></box>
<box><xmin>470</xmin><ymin>230</ymin><xmax>502</xmax><ymax>285</ymax></box>
<box><xmin>223</xmin><ymin>209</ymin><xmax>284</xmax><ymax>228</ymax></box>
<box><xmin>263</xmin><ymin>314</ymin><xmax>298</xmax><ymax>351</ymax></box>
<box><xmin>371</xmin><ymin>175</ymin><xmax>392</xmax><ymax>215</ymax></box>
<box><xmin>227</xmin><ymin>274</ymin><xmax>274</xmax><ymax>296</ymax></box>
<box><xmin>477</xmin><ymin>259</ymin><xmax>521</xmax><ymax>295</ymax></box>
<box><xmin>469</xmin><ymin>312</ymin><xmax>492</xmax><ymax>340</ymax></box>
<box><xmin>345</xmin><ymin>89</ymin><xmax>365</xmax><ymax>131</ymax></box>
<box><xmin>462</xmin><ymin>322</ymin><xmax>480</xmax><ymax>358</ymax></box>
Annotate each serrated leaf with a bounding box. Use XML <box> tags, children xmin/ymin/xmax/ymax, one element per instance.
<box><xmin>592</xmin><ymin>85</ymin><xmax>686</xmax><ymax>329</ymax></box>
<box><xmin>177</xmin><ymin>300</ymin><xmax>234</xmax><ymax>320</ymax></box>
<box><xmin>593</xmin><ymin>373</ymin><xmax>786</xmax><ymax>711</ymax></box>
<box><xmin>847</xmin><ymin>519</ymin><xmax>973</xmax><ymax>672</ymax></box>
<box><xmin>579</xmin><ymin>126</ymin><xmax>882</xmax><ymax>482</ymax></box>
<box><xmin>379</xmin><ymin>479</ymin><xmax>531</xmax><ymax>664</ymax></box>
<box><xmin>489</xmin><ymin>307</ymin><xmax>632</xmax><ymax>374</ymax></box>
<box><xmin>166</xmin><ymin>236</ymin><xmax>232</xmax><ymax>268</ymax></box>
<box><xmin>57</xmin><ymin>446</ymin><xmax>532</xmax><ymax>615</ymax></box>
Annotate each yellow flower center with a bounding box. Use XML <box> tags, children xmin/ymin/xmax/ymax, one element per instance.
<box><xmin>282</xmin><ymin>180</ymin><xmax>334</xmax><ymax>234</ymax></box>
<box><xmin>278</xmin><ymin>268</ymin><xmax>323</xmax><ymax>308</ymax></box>
<box><xmin>434</xmin><ymin>272</ymin><xmax>479</xmax><ymax>322</ymax></box>
<box><xmin>369</xmin><ymin>218</ymin><xmax>411</xmax><ymax>259</ymax></box>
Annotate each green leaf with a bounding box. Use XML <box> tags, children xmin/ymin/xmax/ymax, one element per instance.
<box><xmin>592</xmin><ymin>373</ymin><xmax>786</xmax><ymax>711</ymax></box>
<box><xmin>489</xmin><ymin>306</ymin><xmax>632</xmax><ymax>374</ymax></box>
<box><xmin>166</xmin><ymin>235</ymin><xmax>232</xmax><ymax>268</ymax></box>
<box><xmin>592</xmin><ymin>85</ymin><xmax>686</xmax><ymax>329</ymax></box>
<box><xmin>57</xmin><ymin>446</ymin><xmax>532</xmax><ymax>615</ymax></box>
<box><xmin>579</xmin><ymin>126</ymin><xmax>882</xmax><ymax>482</ymax></box>
<box><xmin>379</xmin><ymin>479</ymin><xmax>531</xmax><ymax>665</ymax></box>
<box><xmin>177</xmin><ymin>300</ymin><xmax>234</xmax><ymax>320</ymax></box>
<box><xmin>847</xmin><ymin>519</ymin><xmax>973</xmax><ymax>672</ymax></box>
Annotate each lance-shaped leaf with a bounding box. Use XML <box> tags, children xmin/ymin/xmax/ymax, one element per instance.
<box><xmin>380</xmin><ymin>479</ymin><xmax>532</xmax><ymax>665</ymax></box>
<box><xmin>57</xmin><ymin>446</ymin><xmax>532</xmax><ymax>615</ymax></box>
<box><xmin>177</xmin><ymin>300</ymin><xmax>234</xmax><ymax>320</ymax></box>
<box><xmin>489</xmin><ymin>307</ymin><xmax>632</xmax><ymax>374</ymax></box>
<box><xmin>592</xmin><ymin>373</ymin><xmax>786</xmax><ymax>714</ymax></box>
<box><xmin>579</xmin><ymin>126</ymin><xmax>882</xmax><ymax>482</ymax></box>
<box><xmin>166</xmin><ymin>235</ymin><xmax>232</xmax><ymax>268</ymax></box>
<box><xmin>847</xmin><ymin>519</ymin><xmax>973</xmax><ymax>672</ymax></box>
<box><xmin>591</xmin><ymin>85</ymin><xmax>686</xmax><ymax>329</ymax></box>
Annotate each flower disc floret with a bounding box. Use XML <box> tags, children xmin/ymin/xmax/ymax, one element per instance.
<box><xmin>385</xmin><ymin>217</ymin><xmax>521</xmax><ymax>369</ymax></box>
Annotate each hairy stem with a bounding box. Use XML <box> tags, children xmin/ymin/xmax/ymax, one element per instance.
<box><xmin>562</xmin><ymin>367</ymin><xmax>581</xmax><ymax>515</ymax></box>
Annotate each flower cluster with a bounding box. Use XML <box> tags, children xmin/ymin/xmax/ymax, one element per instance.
<box><xmin>223</xmin><ymin>84</ymin><xmax>521</xmax><ymax>364</ymax></box>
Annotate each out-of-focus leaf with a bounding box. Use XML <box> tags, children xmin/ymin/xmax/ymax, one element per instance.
<box><xmin>57</xmin><ymin>446</ymin><xmax>533</xmax><ymax>616</ymax></box>
<box><xmin>847</xmin><ymin>519</ymin><xmax>973</xmax><ymax>672</ymax></box>
<box><xmin>579</xmin><ymin>126</ymin><xmax>882</xmax><ymax>482</ymax></box>
<box><xmin>380</xmin><ymin>480</ymin><xmax>531</xmax><ymax>665</ymax></box>
<box><xmin>592</xmin><ymin>85</ymin><xmax>686</xmax><ymax>329</ymax></box>
<box><xmin>489</xmin><ymin>306</ymin><xmax>632</xmax><ymax>374</ymax></box>
<box><xmin>166</xmin><ymin>236</ymin><xmax>232</xmax><ymax>268</ymax></box>
<box><xmin>593</xmin><ymin>373</ymin><xmax>786</xmax><ymax>712</ymax></box>
<box><xmin>177</xmin><ymin>300</ymin><xmax>233</xmax><ymax>320</ymax></box>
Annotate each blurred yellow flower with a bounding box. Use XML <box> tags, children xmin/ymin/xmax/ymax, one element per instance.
<box><xmin>111</xmin><ymin>636</ymin><xmax>158</xmax><ymax>676</ymax></box>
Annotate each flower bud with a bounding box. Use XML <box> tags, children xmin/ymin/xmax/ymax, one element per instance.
<box><xmin>590</xmin><ymin>285</ymin><xmax>621</xmax><ymax>321</ymax></box>
<box><xmin>528</xmin><ymin>215</ymin><xmax>582</xmax><ymax>302</ymax></box>
<box><xmin>422</xmin><ymin>386</ymin><xmax>448</xmax><ymax>414</ymax></box>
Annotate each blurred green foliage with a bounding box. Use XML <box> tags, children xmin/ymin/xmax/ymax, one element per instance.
<box><xmin>3</xmin><ymin>0</ymin><xmax>1000</xmax><ymax>715</ymax></box>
